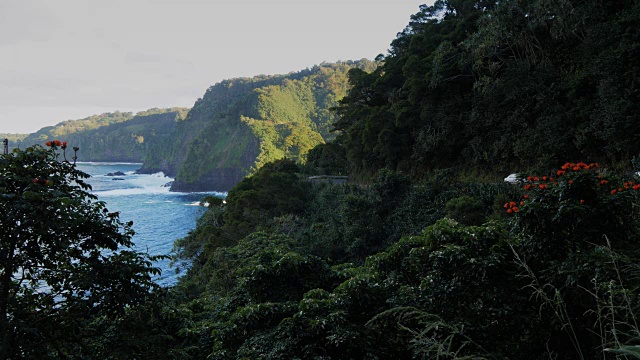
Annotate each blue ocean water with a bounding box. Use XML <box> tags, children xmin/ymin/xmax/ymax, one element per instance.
<box><xmin>75</xmin><ymin>162</ymin><xmax>225</xmax><ymax>287</ymax></box>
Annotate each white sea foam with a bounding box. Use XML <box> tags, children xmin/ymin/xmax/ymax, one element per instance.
<box><xmin>93</xmin><ymin>171</ymin><xmax>175</xmax><ymax>197</ymax></box>
<box><xmin>185</xmin><ymin>201</ymin><xmax>210</xmax><ymax>207</ymax></box>
<box><xmin>77</xmin><ymin>162</ymin><xmax>143</xmax><ymax>166</ymax></box>
<box><xmin>73</xmin><ymin>162</ymin><xmax>227</xmax><ymax>286</ymax></box>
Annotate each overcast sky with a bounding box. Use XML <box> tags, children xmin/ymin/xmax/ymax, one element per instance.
<box><xmin>0</xmin><ymin>0</ymin><xmax>429</xmax><ymax>134</ymax></box>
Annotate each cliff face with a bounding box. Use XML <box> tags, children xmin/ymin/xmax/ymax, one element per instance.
<box><xmin>151</xmin><ymin>60</ymin><xmax>376</xmax><ymax>192</ymax></box>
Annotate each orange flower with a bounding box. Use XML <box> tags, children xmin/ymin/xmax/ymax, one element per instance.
<box><xmin>512</xmin><ymin>207</ymin><xmax>519</xmax><ymax>212</ymax></box>
<box><xmin>632</xmin><ymin>184</ymin><xmax>640</xmax><ymax>191</ymax></box>
<box><xmin>557</xmin><ymin>170</ymin><xmax>566</xmax><ymax>176</ymax></box>
<box><xmin>520</xmin><ymin>201</ymin><xmax>524</xmax><ymax>206</ymax></box>
<box><xmin>523</xmin><ymin>194</ymin><xmax>529</xmax><ymax>199</ymax></box>
<box><xmin>534</xmin><ymin>177</ymin><xmax>540</xmax><ymax>181</ymax></box>
<box><xmin>611</xmin><ymin>189</ymin><xmax>617</xmax><ymax>195</ymax></box>
<box><xmin>507</xmin><ymin>208</ymin><xmax>513</xmax><ymax>214</ymax></box>
<box><xmin>524</xmin><ymin>185</ymin><xmax>531</xmax><ymax>190</ymax></box>
<box><xmin>54</xmin><ymin>140</ymin><xmax>62</xmax><ymax>146</ymax></box>
<box><xmin>542</xmin><ymin>176</ymin><xmax>548</xmax><ymax>181</ymax></box>
<box><xmin>539</xmin><ymin>184</ymin><xmax>547</xmax><ymax>189</ymax></box>
<box><xmin>509</xmin><ymin>201</ymin><xmax>517</xmax><ymax>207</ymax></box>
<box><xmin>527</xmin><ymin>176</ymin><xmax>533</xmax><ymax>181</ymax></box>
<box><xmin>45</xmin><ymin>141</ymin><xmax>52</xmax><ymax>147</ymax></box>
<box><xmin>61</xmin><ymin>141</ymin><xmax>67</xmax><ymax>149</ymax></box>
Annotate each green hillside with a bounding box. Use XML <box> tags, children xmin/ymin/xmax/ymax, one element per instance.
<box><xmin>16</xmin><ymin>108</ymin><xmax>188</xmax><ymax>162</ymax></box>
<box><xmin>140</xmin><ymin>60</ymin><xmax>377</xmax><ymax>191</ymax></box>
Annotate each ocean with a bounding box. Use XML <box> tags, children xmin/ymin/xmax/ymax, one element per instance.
<box><xmin>75</xmin><ymin>162</ymin><xmax>225</xmax><ymax>287</ymax></box>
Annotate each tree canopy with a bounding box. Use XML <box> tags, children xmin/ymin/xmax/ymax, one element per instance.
<box><xmin>0</xmin><ymin>144</ymin><xmax>162</xmax><ymax>358</ymax></box>
<box><xmin>335</xmin><ymin>0</ymin><xmax>640</xmax><ymax>178</ymax></box>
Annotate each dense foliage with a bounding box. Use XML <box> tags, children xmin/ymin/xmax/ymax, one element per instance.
<box><xmin>164</xmin><ymin>158</ymin><xmax>640</xmax><ymax>359</ymax></box>
<box><xmin>153</xmin><ymin>2</ymin><xmax>640</xmax><ymax>358</ymax></box>
<box><xmin>335</xmin><ymin>0</ymin><xmax>640</xmax><ymax>179</ymax></box>
<box><xmin>0</xmin><ymin>144</ymin><xmax>163</xmax><ymax>358</ymax></box>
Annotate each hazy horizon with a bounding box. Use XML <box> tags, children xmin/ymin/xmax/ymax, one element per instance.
<box><xmin>1</xmin><ymin>0</ymin><xmax>429</xmax><ymax>134</ymax></box>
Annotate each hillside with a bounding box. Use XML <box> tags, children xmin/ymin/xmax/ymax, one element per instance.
<box><xmin>9</xmin><ymin>62</ymin><xmax>375</xmax><ymax>191</ymax></box>
<box><xmin>334</xmin><ymin>0</ymin><xmax>640</xmax><ymax>179</ymax></box>
<box><xmin>0</xmin><ymin>133</ymin><xmax>28</xmax><ymax>143</ymax></box>
<box><xmin>138</xmin><ymin>60</ymin><xmax>377</xmax><ymax>191</ymax></box>
<box><xmin>15</xmin><ymin>108</ymin><xmax>188</xmax><ymax>162</ymax></box>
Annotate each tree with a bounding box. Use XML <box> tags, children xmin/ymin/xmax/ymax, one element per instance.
<box><xmin>0</xmin><ymin>143</ymin><xmax>162</xmax><ymax>358</ymax></box>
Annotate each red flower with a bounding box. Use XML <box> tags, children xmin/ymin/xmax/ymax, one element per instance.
<box><xmin>503</xmin><ymin>203</ymin><xmax>509</xmax><ymax>209</ymax></box>
<box><xmin>542</xmin><ymin>176</ymin><xmax>548</xmax><ymax>181</ymax></box>
<box><xmin>512</xmin><ymin>207</ymin><xmax>519</xmax><ymax>212</ymax></box>
<box><xmin>534</xmin><ymin>177</ymin><xmax>540</xmax><ymax>181</ymax></box>
<box><xmin>632</xmin><ymin>184</ymin><xmax>640</xmax><ymax>191</ymax></box>
<box><xmin>580</xmin><ymin>199</ymin><xmax>585</xmax><ymax>204</ymax></box>
<box><xmin>507</xmin><ymin>208</ymin><xmax>513</xmax><ymax>214</ymax></box>
<box><xmin>54</xmin><ymin>140</ymin><xmax>62</xmax><ymax>146</ymax></box>
<box><xmin>509</xmin><ymin>201</ymin><xmax>517</xmax><ymax>207</ymax></box>
<box><xmin>61</xmin><ymin>141</ymin><xmax>67</xmax><ymax>149</ymax></box>
<box><xmin>557</xmin><ymin>170</ymin><xmax>566</xmax><ymax>176</ymax></box>
<box><xmin>520</xmin><ymin>201</ymin><xmax>524</xmax><ymax>206</ymax></box>
<box><xmin>611</xmin><ymin>189</ymin><xmax>617</xmax><ymax>195</ymax></box>
<box><xmin>568</xmin><ymin>180</ymin><xmax>574</xmax><ymax>185</ymax></box>
<box><xmin>524</xmin><ymin>185</ymin><xmax>531</xmax><ymax>191</ymax></box>
<box><xmin>32</xmin><ymin>178</ymin><xmax>39</xmax><ymax>184</ymax></box>
<box><xmin>523</xmin><ymin>195</ymin><xmax>529</xmax><ymax>199</ymax></box>
<box><xmin>45</xmin><ymin>141</ymin><xmax>52</xmax><ymax>147</ymax></box>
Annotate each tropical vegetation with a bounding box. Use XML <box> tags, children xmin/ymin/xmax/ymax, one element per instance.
<box><xmin>2</xmin><ymin>0</ymin><xmax>640</xmax><ymax>358</ymax></box>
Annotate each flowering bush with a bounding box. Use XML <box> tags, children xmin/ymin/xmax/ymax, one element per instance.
<box><xmin>506</xmin><ymin>162</ymin><xmax>638</xmax><ymax>252</ymax></box>
<box><xmin>504</xmin><ymin>162</ymin><xmax>640</xmax><ymax>357</ymax></box>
